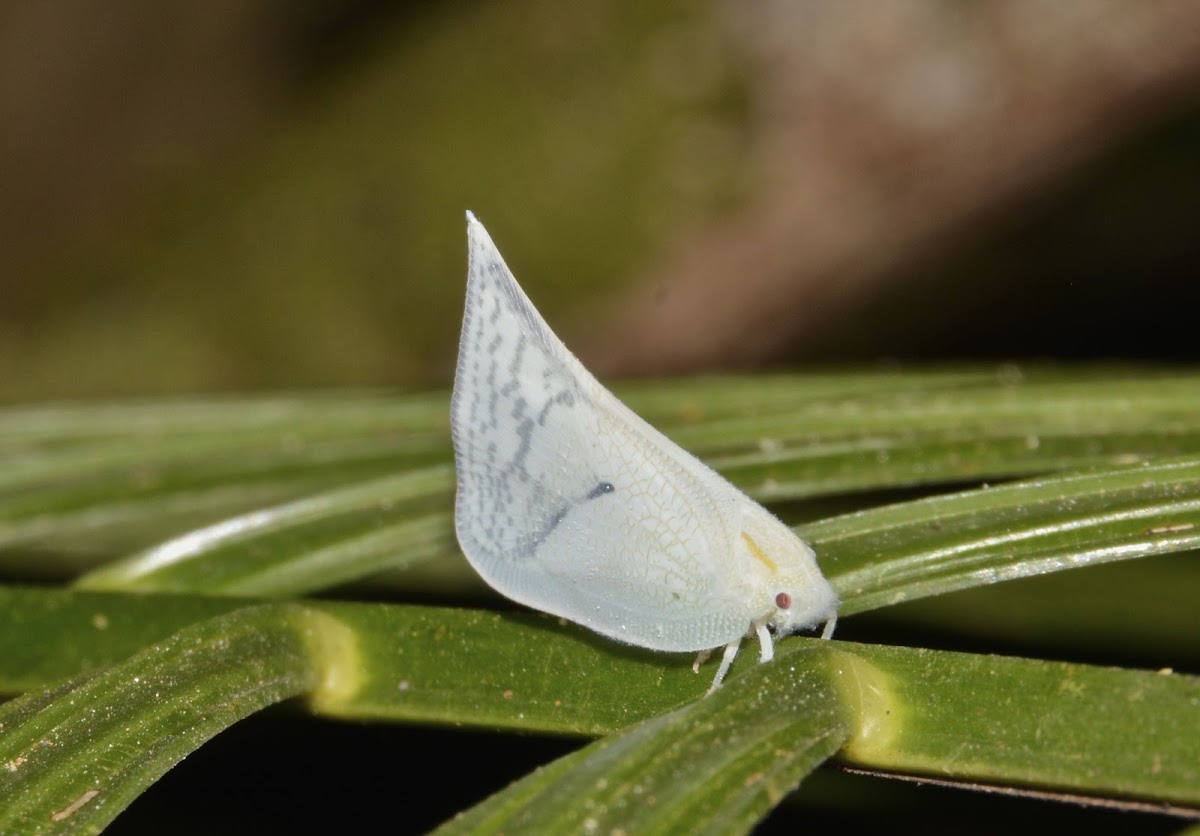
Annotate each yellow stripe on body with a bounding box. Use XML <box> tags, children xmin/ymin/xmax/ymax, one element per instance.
<box><xmin>740</xmin><ymin>532</ymin><xmax>778</xmax><ymax>573</ymax></box>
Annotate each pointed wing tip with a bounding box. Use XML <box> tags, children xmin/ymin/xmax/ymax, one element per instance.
<box><xmin>465</xmin><ymin>210</ymin><xmax>499</xmax><ymax>259</ymax></box>
<box><xmin>465</xmin><ymin>210</ymin><xmax>489</xmax><ymax>239</ymax></box>
<box><xmin>465</xmin><ymin>209</ymin><xmax>486</xmax><ymax>241</ymax></box>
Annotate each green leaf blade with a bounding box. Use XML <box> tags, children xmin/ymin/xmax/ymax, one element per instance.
<box><xmin>814</xmin><ymin>456</ymin><xmax>1200</xmax><ymax>615</ymax></box>
<box><xmin>0</xmin><ymin>603</ymin><xmax>331</xmax><ymax>834</ymax></box>
<box><xmin>834</xmin><ymin>644</ymin><xmax>1200</xmax><ymax>810</ymax></box>
<box><xmin>436</xmin><ymin>645</ymin><xmax>851</xmax><ymax>836</ymax></box>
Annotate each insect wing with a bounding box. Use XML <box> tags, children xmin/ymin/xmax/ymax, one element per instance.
<box><xmin>451</xmin><ymin>216</ymin><xmax>746</xmax><ymax>652</ymax></box>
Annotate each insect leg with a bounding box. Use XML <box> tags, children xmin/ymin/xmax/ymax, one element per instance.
<box><xmin>821</xmin><ymin>615</ymin><xmax>838</xmax><ymax>640</ymax></box>
<box><xmin>755</xmin><ymin>622</ymin><xmax>774</xmax><ymax>663</ymax></box>
<box><xmin>706</xmin><ymin>638</ymin><xmax>742</xmax><ymax>694</ymax></box>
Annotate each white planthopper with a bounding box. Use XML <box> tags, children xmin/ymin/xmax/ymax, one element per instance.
<box><xmin>450</xmin><ymin>212</ymin><xmax>837</xmax><ymax>692</ymax></box>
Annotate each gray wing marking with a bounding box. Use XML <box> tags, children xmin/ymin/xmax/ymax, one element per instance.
<box><xmin>519</xmin><ymin>480</ymin><xmax>617</xmax><ymax>556</ymax></box>
<box><xmin>452</xmin><ymin>218</ymin><xmax>608</xmax><ymax>566</ymax></box>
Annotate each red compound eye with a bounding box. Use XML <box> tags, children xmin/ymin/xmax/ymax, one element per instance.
<box><xmin>775</xmin><ymin>592</ymin><xmax>792</xmax><ymax>609</ymax></box>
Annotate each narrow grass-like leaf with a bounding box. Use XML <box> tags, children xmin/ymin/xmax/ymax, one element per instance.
<box><xmin>0</xmin><ymin>587</ymin><xmax>1194</xmax><ymax>829</ymax></box>
<box><xmin>830</xmin><ymin>643</ymin><xmax>1200</xmax><ymax>811</ymax></box>
<box><xmin>322</xmin><ymin>603</ymin><xmax>1200</xmax><ymax>812</ymax></box>
<box><xmin>0</xmin><ymin>394</ymin><xmax>448</xmax><ymax>562</ymax></box>
<box><xmin>885</xmin><ymin>556</ymin><xmax>1200</xmax><ymax>657</ymax></box>
<box><xmin>436</xmin><ymin>644</ymin><xmax>851</xmax><ymax>836</ymax></box>
<box><xmin>70</xmin><ymin>450</ymin><xmax>1200</xmax><ymax>618</ymax></box>
<box><xmin>6</xmin><ymin>370</ymin><xmax>1200</xmax><ymax>570</ymax></box>
<box><xmin>0</xmin><ymin>602</ymin><xmax>341</xmax><ymax>834</ymax></box>
<box><xmin>0</xmin><ymin>587</ymin><xmax>247</xmax><ymax>693</ymax></box>
<box><xmin>438</xmin><ymin>640</ymin><xmax>1198</xmax><ymax>832</ymax></box>
<box><xmin>810</xmin><ymin>456</ymin><xmax>1200</xmax><ymax>614</ymax></box>
<box><xmin>0</xmin><ymin>586</ymin><xmax>689</xmax><ymax>734</ymax></box>
<box><xmin>2</xmin><ymin>370</ymin><xmax>1199</xmax><ymax>830</ymax></box>
<box><xmin>76</xmin><ymin>467</ymin><xmax>454</xmax><ymax>595</ymax></box>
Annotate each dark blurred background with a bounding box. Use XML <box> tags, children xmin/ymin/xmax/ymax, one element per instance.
<box><xmin>3</xmin><ymin>0</ymin><xmax>1200</xmax><ymax>404</ymax></box>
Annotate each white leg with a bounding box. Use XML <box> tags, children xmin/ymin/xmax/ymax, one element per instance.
<box><xmin>821</xmin><ymin>615</ymin><xmax>838</xmax><ymax>640</ymax></box>
<box><xmin>691</xmin><ymin>648</ymin><xmax>712</xmax><ymax>674</ymax></box>
<box><xmin>706</xmin><ymin>638</ymin><xmax>741</xmax><ymax>695</ymax></box>
<box><xmin>755</xmin><ymin>622</ymin><xmax>773</xmax><ymax>663</ymax></box>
